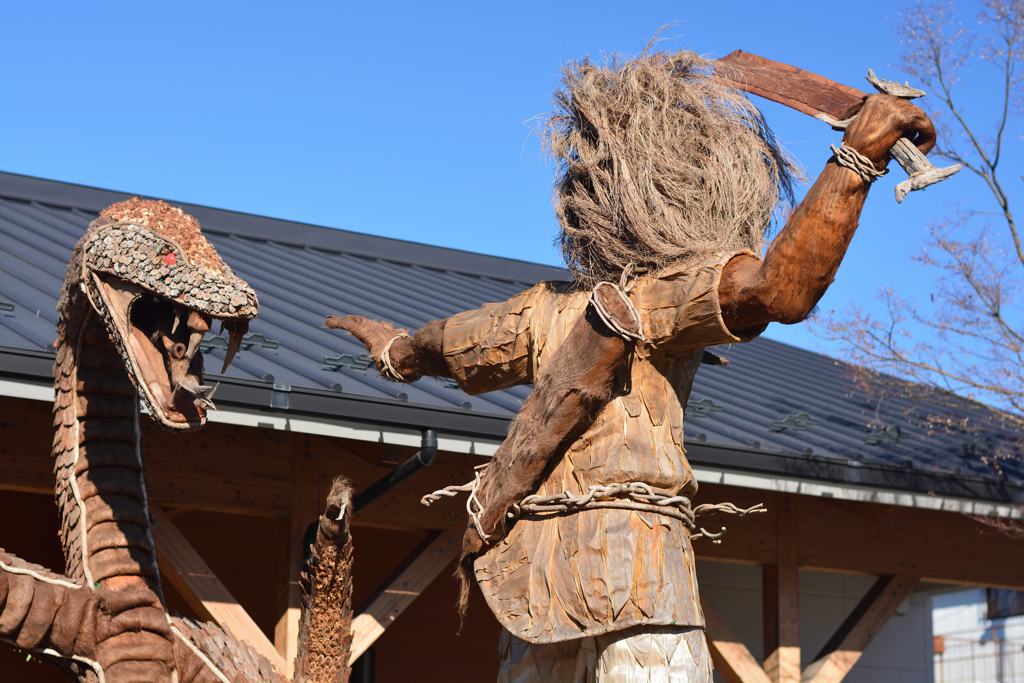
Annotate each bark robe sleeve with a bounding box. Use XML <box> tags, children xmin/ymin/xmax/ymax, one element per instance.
<box><xmin>635</xmin><ymin>249</ymin><xmax>767</xmax><ymax>354</ymax></box>
<box><xmin>442</xmin><ymin>283</ymin><xmax>554</xmax><ymax>395</ymax></box>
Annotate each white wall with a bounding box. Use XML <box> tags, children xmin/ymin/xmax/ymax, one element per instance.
<box><xmin>696</xmin><ymin>560</ymin><xmax>934</xmax><ymax>683</ymax></box>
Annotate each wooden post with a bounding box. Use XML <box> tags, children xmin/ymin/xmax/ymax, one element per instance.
<box><xmin>801</xmin><ymin>574</ymin><xmax>919</xmax><ymax>683</ymax></box>
<box><xmin>764</xmin><ymin>492</ymin><xmax>800</xmax><ymax>683</ymax></box>
<box><xmin>151</xmin><ymin>505</ymin><xmax>288</xmax><ymax>673</ymax></box>
<box><xmin>275</xmin><ymin>433</ymin><xmax>322</xmax><ymax>678</ymax></box>
<box><xmin>348</xmin><ymin>530</ymin><xmax>460</xmax><ymax>664</ymax></box>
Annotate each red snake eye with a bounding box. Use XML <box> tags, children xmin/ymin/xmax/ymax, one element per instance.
<box><xmin>165</xmin><ymin>253</ymin><xmax>177</xmax><ymax>265</ymax></box>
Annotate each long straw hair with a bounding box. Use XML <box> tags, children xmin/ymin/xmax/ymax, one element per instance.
<box><xmin>545</xmin><ymin>48</ymin><xmax>799</xmax><ymax>287</ymax></box>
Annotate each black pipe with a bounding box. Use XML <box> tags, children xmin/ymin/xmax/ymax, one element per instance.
<box><xmin>353</xmin><ymin>428</ymin><xmax>437</xmax><ymax>513</ymax></box>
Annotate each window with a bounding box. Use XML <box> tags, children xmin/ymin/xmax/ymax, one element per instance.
<box><xmin>986</xmin><ymin>589</ymin><xmax>1024</xmax><ymax>619</ymax></box>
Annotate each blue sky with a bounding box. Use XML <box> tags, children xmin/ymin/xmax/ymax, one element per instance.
<box><xmin>0</xmin><ymin>0</ymin><xmax>1014</xmax><ymax>354</ymax></box>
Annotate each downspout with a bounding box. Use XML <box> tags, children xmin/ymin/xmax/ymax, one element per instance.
<box><xmin>352</xmin><ymin>428</ymin><xmax>438</xmax><ymax>513</ymax></box>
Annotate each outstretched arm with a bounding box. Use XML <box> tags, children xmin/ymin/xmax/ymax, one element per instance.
<box><xmin>326</xmin><ymin>316</ymin><xmax>451</xmax><ymax>382</ymax></box>
<box><xmin>719</xmin><ymin>94</ymin><xmax>936</xmax><ymax>332</ymax></box>
<box><xmin>328</xmin><ymin>285</ymin><xmax>541</xmax><ymax>389</ymax></box>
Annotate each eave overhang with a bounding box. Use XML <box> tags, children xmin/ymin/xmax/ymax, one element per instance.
<box><xmin>4</xmin><ymin>344</ymin><xmax>1021</xmax><ymax>516</ymax></box>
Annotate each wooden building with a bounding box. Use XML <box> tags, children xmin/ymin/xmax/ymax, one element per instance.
<box><xmin>1</xmin><ymin>172</ymin><xmax>1022</xmax><ymax>682</ymax></box>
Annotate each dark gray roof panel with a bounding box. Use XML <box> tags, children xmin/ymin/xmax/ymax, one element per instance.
<box><xmin>0</xmin><ymin>171</ymin><xmax>567</xmax><ymax>283</ymax></box>
<box><xmin>0</xmin><ymin>171</ymin><xmax>1020</xmax><ymax>500</ymax></box>
<box><xmin>683</xmin><ymin>339</ymin><xmax>1024</xmax><ymax>484</ymax></box>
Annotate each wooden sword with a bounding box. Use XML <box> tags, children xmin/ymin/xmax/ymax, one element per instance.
<box><xmin>715</xmin><ymin>50</ymin><xmax>961</xmax><ymax>203</ymax></box>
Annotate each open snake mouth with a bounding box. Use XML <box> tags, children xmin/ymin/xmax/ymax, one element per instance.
<box><xmin>89</xmin><ymin>272</ymin><xmax>248</xmax><ymax>430</ymax></box>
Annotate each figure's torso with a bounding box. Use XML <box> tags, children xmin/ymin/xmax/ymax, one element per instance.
<box><xmin>444</xmin><ymin>252</ymin><xmax>764</xmax><ymax>643</ymax></box>
<box><xmin>529</xmin><ymin>284</ymin><xmax>703</xmax><ymax>499</ymax></box>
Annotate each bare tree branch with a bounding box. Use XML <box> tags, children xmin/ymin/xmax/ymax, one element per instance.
<box><xmin>816</xmin><ymin>0</ymin><xmax>1024</xmax><ymax>452</ymax></box>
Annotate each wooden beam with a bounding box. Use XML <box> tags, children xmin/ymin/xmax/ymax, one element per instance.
<box><xmin>801</xmin><ymin>574</ymin><xmax>919</xmax><ymax>683</ymax></box>
<box><xmin>151</xmin><ymin>505</ymin><xmax>288</xmax><ymax>673</ymax></box>
<box><xmin>764</xmin><ymin>492</ymin><xmax>800</xmax><ymax>683</ymax></box>
<box><xmin>275</xmin><ymin>434</ymin><xmax>322</xmax><ymax>678</ymax></box>
<box><xmin>694</xmin><ymin>481</ymin><xmax>1024</xmax><ymax>592</ymax></box>
<box><xmin>762</xmin><ymin>562</ymin><xmax>780</xmax><ymax>669</ymax></box>
<box><xmin>349</xmin><ymin>530</ymin><xmax>460</xmax><ymax>664</ymax></box>
<box><xmin>7</xmin><ymin>393</ymin><xmax>1024</xmax><ymax>583</ymax></box>
<box><xmin>701</xmin><ymin>592</ymin><xmax>771</xmax><ymax>683</ymax></box>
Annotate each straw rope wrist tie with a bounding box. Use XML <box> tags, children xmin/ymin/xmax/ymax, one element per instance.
<box><xmin>831</xmin><ymin>142</ymin><xmax>888</xmax><ymax>183</ymax></box>
<box><xmin>379</xmin><ymin>333</ymin><xmax>412</xmax><ymax>383</ymax></box>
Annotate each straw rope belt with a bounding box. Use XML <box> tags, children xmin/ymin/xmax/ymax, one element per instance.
<box><xmin>422</xmin><ymin>469</ymin><xmax>764</xmax><ymax>543</ymax></box>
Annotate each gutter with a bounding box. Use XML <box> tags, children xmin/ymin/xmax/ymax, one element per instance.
<box><xmin>685</xmin><ymin>442</ymin><xmax>1024</xmax><ymax>507</ymax></box>
<box><xmin>0</xmin><ymin>345</ymin><xmax>511</xmax><ymax>440</ymax></box>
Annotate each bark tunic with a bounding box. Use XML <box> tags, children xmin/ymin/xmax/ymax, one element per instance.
<box><xmin>442</xmin><ymin>251</ymin><xmax>765</xmax><ymax>644</ymax></box>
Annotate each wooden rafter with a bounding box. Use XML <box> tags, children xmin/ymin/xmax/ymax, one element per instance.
<box><xmin>801</xmin><ymin>574</ymin><xmax>919</xmax><ymax>683</ymax></box>
<box><xmin>702</xmin><ymin>593</ymin><xmax>771</xmax><ymax>683</ymax></box>
<box><xmin>349</xmin><ymin>530</ymin><xmax>460</xmax><ymax>664</ymax></box>
<box><xmin>151</xmin><ymin>505</ymin><xmax>288</xmax><ymax>673</ymax></box>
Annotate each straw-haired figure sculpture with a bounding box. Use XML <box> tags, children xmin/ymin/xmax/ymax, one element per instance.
<box><xmin>329</xmin><ymin>49</ymin><xmax>935</xmax><ymax>681</ymax></box>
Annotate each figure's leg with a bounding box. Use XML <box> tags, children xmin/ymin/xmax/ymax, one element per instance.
<box><xmin>497</xmin><ymin>629</ymin><xmax>595</xmax><ymax>683</ymax></box>
<box><xmin>594</xmin><ymin>626</ymin><xmax>712</xmax><ymax>682</ymax></box>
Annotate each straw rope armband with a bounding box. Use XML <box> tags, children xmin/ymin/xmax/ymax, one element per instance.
<box><xmin>379</xmin><ymin>333</ymin><xmax>412</xmax><ymax>383</ymax></box>
<box><xmin>589</xmin><ymin>281</ymin><xmax>645</xmax><ymax>342</ymax></box>
<box><xmin>831</xmin><ymin>142</ymin><xmax>888</xmax><ymax>183</ymax></box>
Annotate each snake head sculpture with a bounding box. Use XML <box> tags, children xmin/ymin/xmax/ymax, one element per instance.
<box><xmin>72</xmin><ymin>198</ymin><xmax>258</xmax><ymax>429</ymax></box>
<box><xmin>0</xmin><ymin>200</ymin><xmax>353</xmax><ymax>682</ymax></box>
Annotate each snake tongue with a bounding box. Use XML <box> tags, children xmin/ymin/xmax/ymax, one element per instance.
<box><xmin>177</xmin><ymin>376</ymin><xmax>213</xmax><ymax>397</ymax></box>
<box><xmin>163</xmin><ymin>333</ymin><xmax>211</xmax><ymax>403</ymax></box>
<box><xmin>198</xmin><ymin>382</ymin><xmax>220</xmax><ymax>414</ymax></box>
<box><xmin>166</xmin><ymin>374</ymin><xmax>213</xmax><ymax>413</ymax></box>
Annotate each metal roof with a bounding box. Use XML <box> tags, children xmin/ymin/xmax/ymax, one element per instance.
<box><xmin>1</xmin><ymin>171</ymin><xmax>1021</xmax><ymax>505</ymax></box>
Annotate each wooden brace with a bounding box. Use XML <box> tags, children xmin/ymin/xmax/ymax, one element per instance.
<box><xmin>151</xmin><ymin>505</ymin><xmax>289</xmax><ymax>673</ymax></box>
<box><xmin>701</xmin><ymin>572</ymin><xmax>919</xmax><ymax>683</ymax></box>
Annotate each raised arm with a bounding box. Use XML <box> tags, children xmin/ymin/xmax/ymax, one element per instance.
<box><xmin>719</xmin><ymin>94</ymin><xmax>936</xmax><ymax>332</ymax></box>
